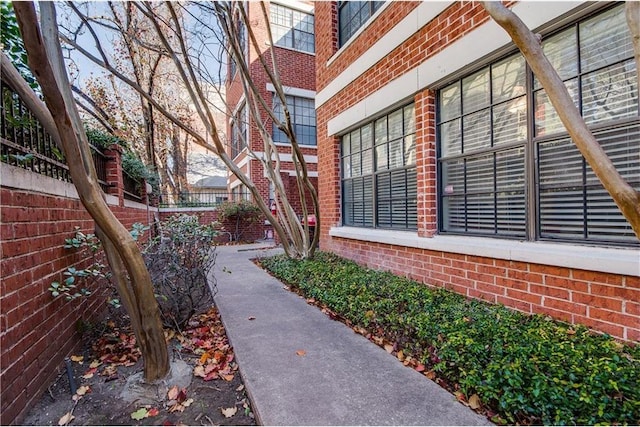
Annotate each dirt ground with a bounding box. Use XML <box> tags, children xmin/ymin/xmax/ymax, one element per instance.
<box><xmin>21</xmin><ymin>307</ymin><xmax>256</xmax><ymax>426</ymax></box>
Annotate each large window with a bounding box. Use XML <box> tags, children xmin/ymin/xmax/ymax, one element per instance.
<box><xmin>338</xmin><ymin>1</ymin><xmax>384</xmax><ymax>47</ymax></box>
<box><xmin>272</xmin><ymin>95</ymin><xmax>316</xmax><ymax>146</ymax></box>
<box><xmin>270</xmin><ymin>3</ymin><xmax>315</xmax><ymax>54</ymax></box>
<box><xmin>342</xmin><ymin>104</ymin><xmax>416</xmax><ymax>229</ymax></box>
<box><xmin>437</xmin><ymin>4</ymin><xmax>639</xmax><ymax>246</ymax></box>
<box><xmin>231</xmin><ymin>104</ymin><xmax>247</xmax><ymax>158</ymax></box>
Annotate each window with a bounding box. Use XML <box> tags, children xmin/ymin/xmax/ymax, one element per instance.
<box><xmin>272</xmin><ymin>95</ymin><xmax>316</xmax><ymax>146</ymax></box>
<box><xmin>230</xmin><ymin>19</ymin><xmax>246</xmax><ymax>78</ymax></box>
<box><xmin>270</xmin><ymin>3</ymin><xmax>315</xmax><ymax>53</ymax></box>
<box><xmin>342</xmin><ymin>104</ymin><xmax>416</xmax><ymax>229</ymax></box>
<box><xmin>338</xmin><ymin>1</ymin><xmax>384</xmax><ymax>47</ymax></box>
<box><xmin>437</xmin><ymin>5</ymin><xmax>639</xmax><ymax>246</ymax></box>
<box><xmin>231</xmin><ymin>104</ymin><xmax>247</xmax><ymax>158</ymax></box>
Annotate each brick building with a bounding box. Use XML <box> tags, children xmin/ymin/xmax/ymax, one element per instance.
<box><xmin>225</xmin><ymin>0</ymin><xmax>317</xmax><ymax>236</ymax></box>
<box><xmin>315</xmin><ymin>1</ymin><xmax>639</xmax><ymax>341</ymax></box>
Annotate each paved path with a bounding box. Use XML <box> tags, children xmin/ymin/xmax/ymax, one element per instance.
<box><xmin>212</xmin><ymin>243</ymin><xmax>492</xmax><ymax>426</ymax></box>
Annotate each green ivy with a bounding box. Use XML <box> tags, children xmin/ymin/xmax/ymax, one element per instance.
<box><xmin>1</xmin><ymin>1</ymin><xmax>38</xmax><ymax>89</ymax></box>
<box><xmin>260</xmin><ymin>252</ymin><xmax>640</xmax><ymax>425</ymax></box>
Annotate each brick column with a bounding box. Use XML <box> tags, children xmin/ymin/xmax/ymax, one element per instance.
<box><xmin>104</xmin><ymin>144</ymin><xmax>124</xmax><ymax>207</ymax></box>
<box><xmin>415</xmin><ymin>88</ymin><xmax>437</xmax><ymax>238</ymax></box>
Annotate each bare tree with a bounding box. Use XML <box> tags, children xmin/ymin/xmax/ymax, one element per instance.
<box><xmin>481</xmin><ymin>1</ymin><xmax>640</xmax><ymax>239</ymax></box>
<box><xmin>12</xmin><ymin>1</ymin><xmax>169</xmax><ymax>382</ymax></box>
<box><xmin>61</xmin><ymin>1</ymin><xmax>320</xmax><ymax>258</ymax></box>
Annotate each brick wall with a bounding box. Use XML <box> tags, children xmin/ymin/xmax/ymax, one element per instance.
<box><xmin>326</xmin><ymin>237</ymin><xmax>640</xmax><ymax>342</ymax></box>
<box><xmin>0</xmin><ymin>165</ymin><xmax>155</xmax><ymax>425</ymax></box>
<box><xmin>158</xmin><ymin>208</ymin><xmax>265</xmax><ymax>243</ymax></box>
<box><xmin>315</xmin><ymin>1</ymin><xmax>639</xmax><ymax>342</ymax></box>
<box><xmin>225</xmin><ymin>1</ymin><xmax>318</xmax><ymax>224</ymax></box>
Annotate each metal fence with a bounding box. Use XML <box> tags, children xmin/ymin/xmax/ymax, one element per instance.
<box><xmin>159</xmin><ymin>190</ymin><xmax>252</xmax><ymax>208</ymax></box>
<box><xmin>1</xmin><ymin>81</ymin><xmax>130</xmax><ymax>196</ymax></box>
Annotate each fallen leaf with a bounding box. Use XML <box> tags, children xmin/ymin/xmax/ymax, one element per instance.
<box><xmin>222</xmin><ymin>374</ymin><xmax>234</xmax><ymax>382</ymax></box>
<box><xmin>169</xmin><ymin>403</ymin><xmax>185</xmax><ymax>413</ymax></box>
<box><xmin>415</xmin><ymin>364</ymin><xmax>426</xmax><ymax>372</ymax></box>
<box><xmin>70</xmin><ymin>355</ymin><xmax>83</xmax><ymax>363</ymax></box>
<box><xmin>89</xmin><ymin>360</ymin><xmax>101</xmax><ymax>369</ymax></box>
<box><xmin>566</xmin><ymin>328</ymin><xmax>576</xmax><ymax>335</ymax></box>
<box><xmin>76</xmin><ymin>385</ymin><xmax>90</xmax><ymax>396</ymax></box>
<box><xmin>199</xmin><ymin>352</ymin><xmax>211</xmax><ymax>364</ymax></box>
<box><xmin>425</xmin><ymin>370</ymin><xmax>436</xmax><ymax>380</ymax></box>
<box><xmin>296</xmin><ymin>350</ymin><xmax>306</xmax><ymax>356</ymax></box>
<box><xmin>82</xmin><ymin>368</ymin><xmax>97</xmax><ymax>379</ymax></box>
<box><xmin>131</xmin><ymin>408</ymin><xmax>149</xmax><ymax>420</ymax></box>
<box><xmin>176</xmin><ymin>388</ymin><xmax>188</xmax><ymax>403</ymax></box>
<box><xmin>236</xmin><ymin>384</ymin><xmax>245</xmax><ymax>392</ymax></box>
<box><xmin>248</xmin><ymin>316</ymin><xmax>256</xmax><ymax>321</ymax></box>
<box><xmin>58</xmin><ymin>412</ymin><xmax>74</xmax><ymax>426</ymax></box>
<box><xmin>468</xmin><ymin>394</ymin><xmax>481</xmax><ymax>409</ymax></box>
<box><xmin>182</xmin><ymin>398</ymin><xmax>194</xmax><ymax>408</ymax></box>
<box><xmin>193</xmin><ymin>365</ymin><xmax>206</xmax><ymax>378</ymax></box>
<box><xmin>221</xmin><ymin>406</ymin><xmax>237</xmax><ymax>418</ymax></box>
<box><xmin>384</xmin><ymin>344</ymin><xmax>394</xmax><ymax>354</ymax></box>
<box><xmin>454</xmin><ymin>391</ymin><xmax>466</xmax><ymax>403</ymax></box>
<box><xmin>167</xmin><ymin>385</ymin><xmax>179</xmax><ymax>401</ymax></box>
<box><xmin>101</xmin><ymin>364</ymin><xmax>117</xmax><ymax>377</ymax></box>
<box><xmin>397</xmin><ymin>350</ymin><xmax>405</xmax><ymax>361</ymax></box>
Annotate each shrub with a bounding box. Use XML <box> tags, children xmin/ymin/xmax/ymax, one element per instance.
<box><xmin>216</xmin><ymin>200</ymin><xmax>262</xmax><ymax>242</ymax></box>
<box><xmin>260</xmin><ymin>252</ymin><xmax>640</xmax><ymax>425</ymax></box>
<box><xmin>144</xmin><ymin>214</ymin><xmax>218</xmax><ymax>329</ymax></box>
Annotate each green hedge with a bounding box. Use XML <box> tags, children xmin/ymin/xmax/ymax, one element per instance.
<box><xmin>260</xmin><ymin>252</ymin><xmax>640</xmax><ymax>425</ymax></box>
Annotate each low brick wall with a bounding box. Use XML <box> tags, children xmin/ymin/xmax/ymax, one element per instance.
<box><xmin>326</xmin><ymin>237</ymin><xmax>639</xmax><ymax>343</ymax></box>
<box><xmin>158</xmin><ymin>208</ymin><xmax>266</xmax><ymax>243</ymax></box>
<box><xmin>0</xmin><ymin>165</ymin><xmax>156</xmax><ymax>425</ymax></box>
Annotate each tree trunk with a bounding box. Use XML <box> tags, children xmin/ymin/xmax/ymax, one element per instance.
<box><xmin>482</xmin><ymin>1</ymin><xmax>640</xmax><ymax>239</ymax></box>
<box><xmin>13</xmin><ymin>1</ymin><xmax>170</xmax><ymax>382</ymax></box>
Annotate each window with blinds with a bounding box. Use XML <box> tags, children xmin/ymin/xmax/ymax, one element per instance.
<box><xmin>342</xmin><ymin>104</ymin><xmax>416</xmax><ymax>229</ymax></box>
<box><xmin>437</xmin><ymin>4</ymin><xmax>639</xmax><ymax>246</ymax></box>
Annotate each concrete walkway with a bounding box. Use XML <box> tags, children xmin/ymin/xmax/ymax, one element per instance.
<box><xmin>212</xmin><ymin>243</ymin><xmax>492</xmax><ymax>426</ymax></box>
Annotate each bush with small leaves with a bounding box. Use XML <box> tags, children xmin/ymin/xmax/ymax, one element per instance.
<box><xmin>143</xmin><ymin>214</ymin><xmax>218</xmax><ymax>329</ymax></box>
<box><xmin>260</xmin><ymin>252</ymin><xmax>640</xmax><ymax>425</ymax></box>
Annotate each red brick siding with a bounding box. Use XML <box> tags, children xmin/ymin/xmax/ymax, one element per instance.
<box><xmin>225</xmin><ymin>1</ymin><xmax>318</xmax><ymax>221</ymax></box>
<box><xmin>325</xmin><ymin>237</ymin><xmax>639</xmax><ymax>342</ymax></box>
<box><xmin>158</xmin><ymin>209</ymin><xmax>265</xmax><ymax>243</ymax></box>
<box><xmin>315</xmin><ymin>2</ymin><xmax>638</xmax><ymax>341</ymax></box>
<box><xmin>0</xmin><ymin>188</ymin><xmax>152</xmax><ymax>425</ymax></box>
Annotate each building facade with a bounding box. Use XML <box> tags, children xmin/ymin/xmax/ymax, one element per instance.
<box><xmin>225</xmin><ymin>0</ymin><xmax>318</xmax><ymax>234</ymax></box>
<box><xmin>315</xmin><ymin>1</ymin><xmax>639</xmax><ymax>341</ymax></box>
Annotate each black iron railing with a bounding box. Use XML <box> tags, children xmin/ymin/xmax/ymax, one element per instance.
<box><xmin>1</xmin><ymin>81</ymin><xmax>109</xmax><ymax>190</ymax></box>
<box><xmin>158</xmin><ymin>190</ymin><xmax>252</xmax><ymax>208</ymax></box>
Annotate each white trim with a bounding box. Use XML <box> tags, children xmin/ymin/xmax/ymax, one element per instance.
<box><xmin>105</xmin><ymin>194</ymin><xmax>119</xmax><ymax>206</ymax></box>
<box><xmin>236</xmin><ymin>155</ymin><xmax>251</xmax><ymax>169</ymax></box>
<box><xmin>266</xmin><ymin>83</ymin><xmax>316</xmax><ymax>99</ymax></box>
<box><xmin>0</xmin><ymin>163</ymin><xmax>150</xmax><ymax>210</ymax></box>
<box><xmin>319</xmin><ymin>1</ymin><xmax>451</xmax><ymax>107</ymax></box>
<box><xmin>329</xmin><ymin>227</ymin><xmax>640</xmax><ymax>277</ymax></box>
<box><xmin>123</xmin><ymin>199</ymin><xmax>150</xmax><ymax>210</ymax></box>
<box><xmin>326</xmin><ymin>1</ymin><xmax>393</xmax><ymax>67</ymax></box>
<box><xmin>324</xmin><ymin>2</ymin><xmax>585</xmax><ymax>135</ymax></box>
<box><xmin>270</xmin><ymin>0</ymin><xmax>314</xmax><ymax>14</ymax></box>
<box><xmin>231</xmin><ymin>96</ymin><xmax>246</xmax><ymax>118</ymax></box>
<box><xmin>1</xmin><ymin>163</ymin><xmax>79</xmax><ymax>199</ymax></box>
<box><xmin>159</xmin><ymin>206</ymin><xmax>217</xmax><ymax>213</ymax></box>
<box><xmin>274</xmin><ymin>142</ymin><xmax>317</xmax><ymax>150</ymax></box>
<box><xmin>251</xmin><ymin>151</ymin><xmax>318</xmax><ymax>164</ymax></box>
